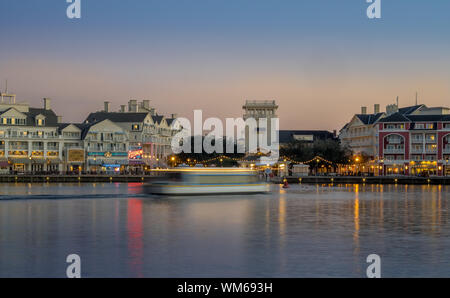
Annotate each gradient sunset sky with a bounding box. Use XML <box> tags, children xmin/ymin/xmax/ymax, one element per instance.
<box><xmin>1</xmin><ymin>0</ymin><xmax>449</xmax><ymax>130</ymax></box>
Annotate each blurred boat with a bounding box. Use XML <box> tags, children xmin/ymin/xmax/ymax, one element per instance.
<box><xmin>144</xmin><ymin>168</ymin><xmax>269</xmax><ymax>195</ymax></box>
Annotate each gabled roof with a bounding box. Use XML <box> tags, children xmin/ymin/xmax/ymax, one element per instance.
<box><xmin>378</xmin><ymin>112</ymin><xmax>411</xmax><ymax>123</ymax></box>
<box><xmin>85</xmin><ymin>112</ymin><xmax>148</xmax><ymax>124</ymax></box>
<box><xmin>151</xmin><ymin>115</ymin><xmax>164</xmax><ymax>124</ymax></box>
<box><xmin>80</xmin><ymin>120</ymin><xmax>114</xmax><ymax>140</ymax></box>
<box><xmin>57</xmin><ymin>123</ymin><xmax>84</xmax><ymax>133</ymax></box>
<box><xmin>27</xmin><ymin>108</ymin><xmax>58</xmax><ymax>126</ymax></box>
<box><xmin>0</xmin><ymin>107</ymin><xmax>20</xmax><ymax>115</ymax></box>
<box><xmin>166</xmin><ymin>118</ymin><xmax>175</xmax><ymax>126</ymax></box>
<box><xmin>398</xmin><ymin>105</ymin><xmax>425</xmax><ymax>115</ymax></box>
<box><xmin>406</xmin><ymin>114</ymin><xmax>450</xmax><ymax>122</ymax></box>
<box><xmin>355</xmin><ymin>112</ymin><xmax>385</xmax><ymax>125</ymax></box>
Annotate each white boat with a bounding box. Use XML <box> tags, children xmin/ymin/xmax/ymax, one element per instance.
<box><xmin>145</xmin><ymin>168</ymin><xmax>269</xmax><ymax>196</ymax></box>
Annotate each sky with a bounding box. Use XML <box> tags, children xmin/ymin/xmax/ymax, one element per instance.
<box><xmin>0</xmin><ymin>0</ymin><xmax>449</xmax><ymax>131</ymax></box>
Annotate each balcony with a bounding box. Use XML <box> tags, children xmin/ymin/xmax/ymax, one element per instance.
<box><xmin>425</xmin><ymin>150</ymin><xmax>437</xmax><ymax>154</ymax></box>
<box><xmin>411</xmin><ymin>138</ymin><xmax>423</xmax><ymax>144</ymax></box>
<box><xmin>411</xmin><ymin>148</ymin><xmax>423</xmax><ymax>154</ymax></box>
<box><xmin>386</xmin><ymin>139</ymin><xmax>402</xmax><ymax>144</ymax></box>
<box><xmin>443</xmin><ymin>147</ymin><xmax>450</xmax><ymax>154</ymax></box>
<box><xmin>384</xmin><ymin>148</ymin><xmax>405</xmax><ymax>154</ymax></box>
<box><xmin>10</xmin><ymin>146</ymin><xmax>29</xmax><ymax>150</ymax></box>
<box><xmin>425</xmin><ymin>138</ymin><xmax>437</xmax><ymax>144</ymax></box>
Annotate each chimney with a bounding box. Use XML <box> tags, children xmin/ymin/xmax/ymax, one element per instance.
<box><xmin>120</xmin><ymin>105</ymin><xmax>126</xmax><ymax>113</ymax></box>
<box><xmin>128</xmin><ymin>100</ymin><xmax>138</xmax><ymax>112</ymax></box>
<box><xmin>142</xmin><ymin>100</ymin><xmax>150</xmax><ymax>110</ymax></box>
<box><xmin>57</xmin><ymin>116</ymin><xmax>62</xmax><ymax>123</ymax></box>
<box><xmin>361</xmin><ymin>106</ymin><xmax>367</xmax><ymax>115</ymax></box>
<box><xmin>104</xmin><ymin>101</ymin><xmax>110</xmax><ymax>113</ymax></box>
<box><xmin>171</xmin><ymin>113</ymin><xmax>178</xmax><ymax>119</ymax></box>
<box><xmin>374</xmin><ymin>104</ymin><xmax>380</xmax><ymax>114</ymax></box>
<box><xmin>43</xmin><ymin>98</ymin><xmax>51</xmax><ymax>110</ymax></box>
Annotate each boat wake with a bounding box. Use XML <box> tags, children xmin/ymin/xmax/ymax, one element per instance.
<box><xmin>0</xmin><ymin>193</ymin><xmax>148</xmax><ymax>201</ymax></box>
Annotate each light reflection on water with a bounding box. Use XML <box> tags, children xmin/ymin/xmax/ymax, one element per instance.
<box><xmin>0</xmin><ymin>183</ymin><xmax>449</xmax><ymax>277</ymax></box>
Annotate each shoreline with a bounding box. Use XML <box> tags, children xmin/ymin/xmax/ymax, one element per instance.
<box><xmin>0</xmin><ymin>175</ymin><xmax>449</xmax><ymax>185</ymax></box>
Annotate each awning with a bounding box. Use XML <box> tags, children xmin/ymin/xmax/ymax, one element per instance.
<box><xmin>31</xmin><ymin>158</ymin><xmax>46</xmax><ymax>164</ymax></box>
<box><xmin>88</xmin><ymin>159</ymin><xmax>104</xmax><ymax>166</ymax></box>
<box><xmin>47</xmin><ymin>158</ymin><xmax>62</xmax><ymax>164</ymax></box>
<box><xmin>8</xmin><ymin>158</ymin><xmax>31</xmax><ymax>164</ymax></box>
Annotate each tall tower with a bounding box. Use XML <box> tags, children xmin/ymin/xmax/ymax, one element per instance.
<box><xmin>242</xmin><ymin>100</ymin><xmax>278</xmax><ymax>154</ymax></box>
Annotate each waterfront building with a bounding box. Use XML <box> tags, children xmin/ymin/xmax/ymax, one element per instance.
<box><xmin>0</xmin><ymin>90</ymin><xmax>180</xmax><ymax>174</ymax></box>
<box><xmin>340</xmin><ymin>101</ymin><xmax>450</xmax><ymax>176</ymax></box>
<box><xmin>378</xmin><ymin>107</ymin><xmax>450</xmax><ymax>176</ymax></box>
<box><xmin>81</xmin><ymin>119</ymin><xmax>129</xmax><ymax>174</ymax></box>
<box><xmin>338</xmin><ymin>104</ymin><xmax>386</xmax><ymax>159</ymax></box>
<box><xmin>0</xmin><ymin>95</ymin><xmax>64</xmax><ymax>173</ymax></box>
<box><xmin>85</xmin><ymin>100</ymin><xmax>180</xmax><ymax>171</ymax></box>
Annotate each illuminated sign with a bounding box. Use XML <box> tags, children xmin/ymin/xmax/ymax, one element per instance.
<box><xmin>87</xmin><ymin>152</ymin><xmax>128</xmax><ymax>157</ymax></box>
<box><xmin>68</xmin><ymin>149</ymin><xmax>85</xmax><ymax>162</ymax></box>
<box><xmin>128</xmin><ymin>149</ymin><xmax>143</xmax><ymax>160</ymax></box>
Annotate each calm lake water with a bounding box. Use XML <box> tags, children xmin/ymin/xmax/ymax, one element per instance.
<box><xmin>0</xmin><ymin>183</ymin><xmax>449</xmax><ymax>277</ymax></box>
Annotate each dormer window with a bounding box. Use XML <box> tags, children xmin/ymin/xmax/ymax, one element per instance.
<box><xmin>132</xmin><ymin>124</ymin><xmax>140</xmax><ymax>131</ymax></box>
<box><xmin>35</xmin><ymin>114</ymin><xmax>46</xmax><ymax>126</ymax></box>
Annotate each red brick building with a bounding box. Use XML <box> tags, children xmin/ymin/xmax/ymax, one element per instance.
<box><xmin>378</xmin><ymin>111</ymin><xmax>450</xmax><ymax>176</ymax></box>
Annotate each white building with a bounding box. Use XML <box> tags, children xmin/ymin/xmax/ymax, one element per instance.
<box><xmin>0</xmin><ymin>94</ymin><xmax>64</xmax><ymax>173</ymax></box>
<box><xmin>0</xmin><ymin>91</ymin><xmax>180</xmax><ymax>174</ymax></box>
<box><xmin>339</xmin><ymin>104</ymin><xmax>385</xmax><ymax>159</ymax></box>
<box><xmin>85</xmin><ymin>100</ymin><xmax>180</xmax><ymax>171</ymax></box>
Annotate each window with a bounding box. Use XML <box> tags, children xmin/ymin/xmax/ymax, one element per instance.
<box><xmin>37</xmin><ymin>119</ymin><xmax>44</xmax><ymax>126</ymax></box>
<box><xmin>425</xmin><ymin>134</ymin><xmax>436</xmax><ymax>142</ymax></box>
<box><xmin>415</xmin><ymin>123</ymin><xmax>425</xmax><ymax>129</ymax></box>
<box><xmin>132</xmin><ymin>124</ymin><xmax>140</xmax><ymax>131</ymax></box>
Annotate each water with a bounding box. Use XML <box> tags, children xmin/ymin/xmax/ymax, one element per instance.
<box><xmin>0</xmin><ymin>183</ymin><xmax>449</xmax><ymax>277</ymax></box>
